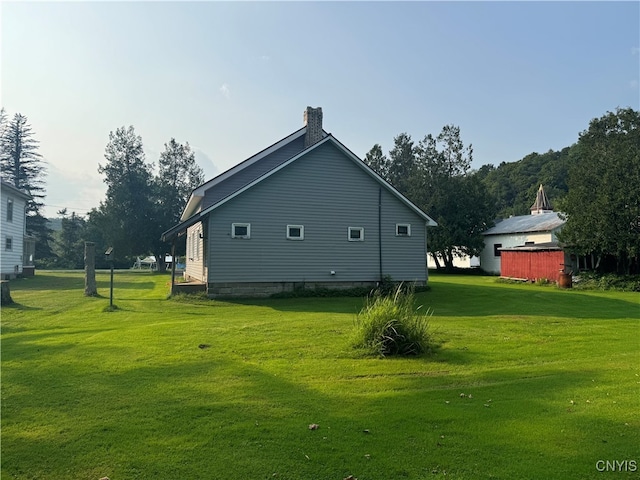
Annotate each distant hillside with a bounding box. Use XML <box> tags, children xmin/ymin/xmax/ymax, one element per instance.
<box><xmin>474</xmin><ymin>146</ymin><xmax>573</xmax><ymax>218</ymax></box>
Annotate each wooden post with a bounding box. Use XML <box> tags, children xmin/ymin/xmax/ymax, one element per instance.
<box><xmin>84</xmin><ymin>242</ymin><xmax>97</xmax><ymax>296</ymax></box>
<box><xmin>1</xmin><ymin>280</ymin><xmax>13</xmax><ymax>305</ymax></box>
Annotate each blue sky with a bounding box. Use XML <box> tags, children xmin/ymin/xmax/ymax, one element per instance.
<box><xmin>2</xmin><ymin>1</ymin><xmax>638</xmax><ymax>217</ymax></box>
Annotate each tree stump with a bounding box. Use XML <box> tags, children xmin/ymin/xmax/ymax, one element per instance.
<box><xmin>1</xmin><ymin>280</ymin><xmax>13</xmax><ymax>305</ymax></box>
<box><xmin>84</xmin><ymin>242</ymin><xmax>97</xmax><ymax>296</ymax></box>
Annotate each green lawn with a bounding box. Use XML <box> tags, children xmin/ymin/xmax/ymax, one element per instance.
<box><xmin>2</xmin><ymin>271</ymin><xmax>638</xmax><ymax>480</ymax></box>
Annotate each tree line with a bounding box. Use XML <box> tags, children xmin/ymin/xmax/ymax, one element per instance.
<box><xmin>1</xmin><ymin>107</ymin><xmax>638</xmax><ymax>274</ymax></box>
<box><xmin>364</xmin><ymin>125</ymin><xmax>495</xmax><ymax>270</ymax></box>
<box><xmin>365</xmin><ymin>107</ymin><xmax>639</xmax><ymax>274</ymax></box>
<box><xmin>0</xmin><ymin>110</ymin><xmax>203</xmax><ymax>270</ymax></box>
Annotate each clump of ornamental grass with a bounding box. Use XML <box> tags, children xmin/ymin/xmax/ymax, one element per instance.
<box><xmin>351</xmin><ymin>284</ymin><xmax>432</xmax><ymax>357</ymax></box>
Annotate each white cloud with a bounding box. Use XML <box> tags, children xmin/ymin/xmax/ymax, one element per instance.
<box><xmin>631</xmin><ymin>46</ymin><xmax>640</xmax><ymax>56</ymax></box>
<box><xmin>630</xmin><ymin>79</ymin><xmax>639</xmax><ymax>90</ymax></box>
<box><xmin>193</xmin><ymin>148</ymin><xmax>219</xmax><ymax>180</ymax></box>
<box><xmin>260</xmin><ymin>55</ymin><xmax>270</xmax><ymax>63</ymax></box>
<box><xmin>219</xmin><ymin>83</ymin><xmax>230</xmax><ymax>99</ymax></box>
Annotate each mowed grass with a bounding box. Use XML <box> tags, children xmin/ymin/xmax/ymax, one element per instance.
<box><xmin>1</xmin><ymin>271</ymin><xmax>638</xmax><ymax>480</ymax></box>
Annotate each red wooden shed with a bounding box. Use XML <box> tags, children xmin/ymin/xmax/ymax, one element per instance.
<box><xmin>500</xmin><ymin>242</ymin><xmax>569</xmax><ymax>283</ymax></box>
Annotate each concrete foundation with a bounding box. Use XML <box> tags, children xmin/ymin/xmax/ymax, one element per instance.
<box><xmin>206</xmin><ymin>280</ymin><xmax>425</xmax><ymax>298</ymax></box>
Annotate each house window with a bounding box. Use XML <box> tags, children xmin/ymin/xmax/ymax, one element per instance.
<box><xmin>287</xmin><ymin>225</ymin><xmax>304</xmax><ymax>240</ymax></box>
<box><xmin>494</xmin><ymin>243</ymin><xmax>502</xmax><ymax>257</ymax></box>
<box><xmin>396</xmin><ymin>223</ymin><xmax>411</xmax><ymax>236</ymax></box>
<box><xmin>7</xmin><ymin>198</ymin><xmax>13</xmax><ymax>223</ymax></box>
<box><xmin>348</xmin><ymin>227</ymin><xmax>364</xmax><ymax>242</ymax></box>
<box><xmin>5</xmin><ymin>236</ymin><xmax>13</xmax><ymax>251</ymax></box>
<box><xmin>232</xmin><ymin>223</ymin><xmax>251</xmax><ymax>239</ymax></box>
<box><xmin>188</xmin><ymin>232</ymin><xmax>194</xmax><ymax>260</ymax></box>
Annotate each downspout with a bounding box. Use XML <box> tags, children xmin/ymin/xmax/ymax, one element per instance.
<box><xmin>425</xmin><ymin>224</ymin><xmax>429</xmax><ymax>283</ymax></box>
<box><xmin>378</xmin><ymin>187</ymin><xmax>383</xmax><ymax>282</ymax></box>
<box><xmin>170</xmin><ymin>238</ymin><xmax>177</xmax><ymax>296</ymax></box>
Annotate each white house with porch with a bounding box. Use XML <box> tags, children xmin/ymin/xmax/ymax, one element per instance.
<box><xmin>1</xmin><ymin>181</ymin><xmax>32</xmax><ymax>279</ymax></box>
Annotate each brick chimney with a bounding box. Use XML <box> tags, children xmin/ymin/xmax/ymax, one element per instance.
<box><xmin>303</xmin><ymin>106</ymin><xmax>323</xmax><ymax>148</ymax></box>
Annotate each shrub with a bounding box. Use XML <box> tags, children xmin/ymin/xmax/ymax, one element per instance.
<box><xmin>573</xmin><ymin>272</ymin><xmax>640</xmax><ymax>292</ymax></box>
<box><xmin>351</xmin><ymin>285</ymin><xmax>432</xmax><ymax>357</ymax></box>
<box><xmin>169</xmin><ymin>291</ymin><xmax>211</xmax><ymax>302</ymax></box>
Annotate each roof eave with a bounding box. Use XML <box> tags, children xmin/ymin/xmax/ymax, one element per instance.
<box><xmin>1</xmin><ymin>181</ymin><xmax>31</xmax><ymax>200</ymax></box>
<box><xmin>189</xmin><ymin>127</ymin><xmax>308</xmax><ymax>199</ymax></box>
<box><xmin>161</xmin><ymin>213</ymin><xmax>204</xmax><ymax>242</ymax></box>
<box><xmin>180</xmin><ymin>193</ymin><xmax>203</xmax><ymax>222</ymax></box>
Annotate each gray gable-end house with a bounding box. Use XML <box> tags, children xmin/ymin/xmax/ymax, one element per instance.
<box><xmin>162</xmin><ymin>107</ymin><xmax>437</xmax><ymax>297</ymax></box>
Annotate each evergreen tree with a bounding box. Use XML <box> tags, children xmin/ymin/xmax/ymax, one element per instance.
<box><xmin>387</xmin><ymin>133</ymin><xmax>417</xmax><ymax>196</ymax></box>
<box><xmin>155</xmin><ymin>138</ymin><xmax>204</xmax><ymax>226</ymax></box>
<box><xmin>437</xmin><ymin>124</ymin><xmax>472</xmax><ymax>177</ymax></box>
<box><xmin>92</xmin><ymin>125</ymin><xmax>155</xmax><ymax>261</ymax></box>
<box><xmin>0</xmin><ymin>111</ymin><xmax>54</xmax><ymax>261</ymax></box>
<box><xmin>364</xmin><ymin>143</ymin><xmax>389</xmax><ymax>179</ymax></box>
<box><xmin>372</xmin><ymin>125</ymin><xmax>495</xmax><ymax>271</ymax></box>
<box><xmin>90</xmin><ymin>129</ymin><xmax>206</xmax><ymax>271</ymax></box>
<box><xmin>412</xmin><ymin>125</ymin><xmax>493</xmax><ymax>270</ymax></box>
<box><xmin>0</xmin><ymin>108</ymin><xmax>7</xmax><ymax>141</ymax></box>
<box><xmin>52</xmin><ymin>209</ymin><xmax>87</xmax><ymax>269</ymax></box>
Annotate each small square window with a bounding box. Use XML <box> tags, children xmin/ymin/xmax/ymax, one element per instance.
<box><xmin>5</xmin><ymin>237</ymin><xmax>13</xmax><ymax>251</ymax></box>
<box><xmin>7</xmin><ymin>198</ymin><xmax>13</xmax><ymax>223</ymax></box>
<box><xmin>494</xmin><ymin>243</ymin><xmax>502</xmax><ymax>257</ymax></box>
<box><xmin>232</xmin><ymin>223</ymin><xmax>251</xmax><ymax>239</ymax></box>
<box><xmin>348</xmin><ymin>227</ymin><xmax>364</xmax><ymax>241</ymax></box>
<box><xmin>287</xmin><ymin>225</ymin><xmax>304</xmax><ymax>240</ymax></box>
<box><xmin>396</xmin><ymin>224</ymin><xmax>411</xmax><ymax>236</ymax></box>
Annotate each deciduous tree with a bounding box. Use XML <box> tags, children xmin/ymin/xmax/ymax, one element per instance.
<box><xmin>150</xmin><ymin>138</ymin><xmax>204</xmax><ymax>269</ymax></box>
<box><xmin>414</xmin><ymin>125</ymin><xmax>494</xmax><ymax>271</ymax></box>
<box><xmin>372</xmin><ymin>125</ymin><xmax>495</xmax><ymax>272</ymax></box>
<box><xmin>558</xmin><ymin>108</ymin><xmax>640</xmax><ymax>274</ymax></box>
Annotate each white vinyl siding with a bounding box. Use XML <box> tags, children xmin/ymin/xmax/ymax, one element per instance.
<box><xmin>184</xmin><ymin>222</ymin><xmax>206</xmax><ymax>282</ymax></box>
<box><xmin>1</xmin><ymin>184</ymin><xmax>28</xmax><ymax>277</ymax></box>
